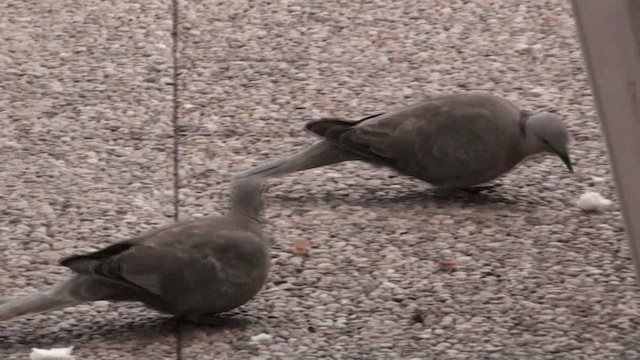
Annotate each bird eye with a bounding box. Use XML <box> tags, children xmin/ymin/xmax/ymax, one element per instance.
<box><xmin>541</xmin><ymin>138</ymin><xmax>550</xmax><ymax>145</ymax></box>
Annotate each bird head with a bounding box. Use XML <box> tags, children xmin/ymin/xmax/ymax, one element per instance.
<box><xmin>526</xmin><ymin>112</ymin><xmax>573</xmax><ymax>173</ymax></box>
<box><xmin>231</xmin><ymin>178</ymin><xmax>265</xmax><ymax>221</ymax></box>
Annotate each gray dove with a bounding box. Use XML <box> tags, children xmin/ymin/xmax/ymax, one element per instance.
<box><xmin>0</xmin><ymin>179</ymin><xmax>269</xmax><ymax>324</ymax></box>
<box><xmin>235</xmin><ymin>92</ymin><xmax>573</xmax><ymax>189</ymax></box>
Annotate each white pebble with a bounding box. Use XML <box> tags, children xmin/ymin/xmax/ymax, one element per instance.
<box><xmin>576</xmin><ymin>191</ymin><xmax>613</xmax><ymax>212</ymax></box>
<box><xmin>30</xmin><ymin>346</ymin><xmax>75</xmax><ymax>360</ymax></box>
<box><xmin>250</xmin><ymin>333</ymin><xmax>273</xmax><ymax>343</ymax></box>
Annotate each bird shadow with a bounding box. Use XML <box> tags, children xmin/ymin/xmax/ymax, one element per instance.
<box><xmin>178</xmin><ymin>312</ymin><xmax>258</xmax><ymax>330</ymax></box>
<box><xmin>0</xmin><ymin>312</ymin><xmax>174</xmax><ymax>348</ymax></box>
<box><xmin>272</xmin><ymin>182</ymin><xmax>526</xmax><ymax>210</ymax></box>
<box><xmin>0</xmin><ymin>310</ymin><xmax>259</xmax><ymax>350</ymax></box>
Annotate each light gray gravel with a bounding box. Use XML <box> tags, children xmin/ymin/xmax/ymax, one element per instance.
<box><xmin>2</xmin><ymin>0</ymin><xmax>639</xmax><ymax>359</ymax></box>
<box><xmin>1</xmin><ymin>0</ymin><xmax>176</xmax><ymax>359</ymax></box>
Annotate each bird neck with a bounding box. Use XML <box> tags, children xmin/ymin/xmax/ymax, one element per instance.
<box><xmin>229</xmin><ymin>179</ymin><xmax>263</xmax><ymax>222</ymax></box>
<box><xmin>519</xmin><ymin>116</ymin><xmax>549</xmax><ymax>157</ymax></box>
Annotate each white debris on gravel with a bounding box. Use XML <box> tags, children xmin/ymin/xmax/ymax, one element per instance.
<box><xmin>250</xmin><ymin>333</ymin><xmax>273</xmax><ymax>343</ymax></box>
<box><xmin>29</xmin><ymin>346</ymin><xmax>75</xmax><ymax>360</ymax></box>
<box><xmin>577</xmin><ymin>191</ymin><xmax>613</xmax><ymax>212</ymax></box>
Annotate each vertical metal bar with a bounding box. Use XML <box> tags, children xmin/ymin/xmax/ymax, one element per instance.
<box><xmin>570</xmin><ymin>0</ymin><xmax>640</xmax><ymax>283</ymax></box>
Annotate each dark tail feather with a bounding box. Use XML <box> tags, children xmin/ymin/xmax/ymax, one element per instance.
<box><xmin>305</xmin><ymin>112</ymin><xmax>385</xmax><ymax>140</ymax></box>
<box><xmin>234</xmin><ymin>141</ymin><xmax>358</xmax><ymax>179</ymax></box>
<box><xmin>305</xmin><ymin>118</ymin><xmax>354</xmax><ymax>140</ymax></box>
<box><xmin>0</xmin><ymin>275</ymin><xmax>123</xmax><ymax>321</ymax></box>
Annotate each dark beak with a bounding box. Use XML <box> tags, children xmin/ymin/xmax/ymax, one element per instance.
<box><xmin>555</xmin><ymin>150</ymin><xmax>573</xmax><ymax>173</ymax></box>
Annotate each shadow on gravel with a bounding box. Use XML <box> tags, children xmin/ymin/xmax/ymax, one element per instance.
<box><xmin>0</xmin><ymin>312</ymin><xmax>175</xmax><ymax>348</ymax></box>
<box><xmin>0</xmin><ymin>310</ymin><xmax>263</xmax><ymax>348</ymax></box>
<box><xmin>178</xmin><ymin>313</ymin><xmax>257</xmax><ymax>330</ymax></box>
<box><xmin>272</xmin><ymin>183</ymin><xmax>529</xmax><ymax>209</ymax></box>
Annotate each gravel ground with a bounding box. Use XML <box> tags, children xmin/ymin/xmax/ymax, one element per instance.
<box><xmin>3</xmin><ymin>0</ymin><xmax>640</xmax><ymax>359</ymax></box>
<box><xmin>1</xmin><ymin>1</ymin><xmax>177</xmax><ymax>359</ymax></box>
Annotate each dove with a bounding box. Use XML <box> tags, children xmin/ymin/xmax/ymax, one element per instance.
<box><xmin>235</xmin><ymin>92</ymin><xmax>573</xmax><ymax>189</ymax></box>
<box><xmin>0</xmin><ymin>178</ymin><xmax>269</xmax><ymax>324</ymax></box>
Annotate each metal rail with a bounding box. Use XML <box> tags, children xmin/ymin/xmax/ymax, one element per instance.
<box><xmin>571</xmin><ymin>0</ymin><xmax>640</xmax><ymax>283</ymax></box>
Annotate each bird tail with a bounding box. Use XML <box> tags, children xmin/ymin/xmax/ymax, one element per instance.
<box><xmin>0</xmin><ymin>292</ymin><xmax>79</xmax><ymax>321</ymax></box>
<box><xmin>0</xmin><ymin>275</ymin><xmax>119</xmax><ymax>321</ymax></box>
<box><xmin>234</xmin><ymin>141</ymin><xmax>358</xmax><ymax>179</ymax></box>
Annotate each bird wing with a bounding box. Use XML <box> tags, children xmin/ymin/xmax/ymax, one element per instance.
<box><xmin>401</xmin><ymin>103</ymin><xmax>514</xmax><ymax>186</ymax></box>
<box><xmin>305</xmin><ymin>102</ymin><xmax>445</xmax><ymax>166</ymax></box>
<box><xmin>59</xmin><ymin>242</ymin><xmax>203</xmax><ymax>296</ymax></box>
<box><xmin>414</xmin><ymin>105</ymin><xmax>498</xmax><ymax>158</ymax></box>
<box><xmin>304</xmin><ymin>112</ymin><xmax>397</xmax><ymax>165</ymax></box>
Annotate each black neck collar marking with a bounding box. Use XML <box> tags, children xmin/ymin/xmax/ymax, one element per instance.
<box><xmin>519</xmin><ymin>110</ymin><xmax>533</xmax><ymax>138</ymax></box>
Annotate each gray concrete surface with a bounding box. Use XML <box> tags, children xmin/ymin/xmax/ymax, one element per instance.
<box><xmin>2</xmin><ymin>0</ymin><xmax>639</xmax><ymax>359</ymax></box>
<box><xmin>1</xmin><ymin>1</ymin><xmax>177</xmax><ymax>359</ymax></box>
